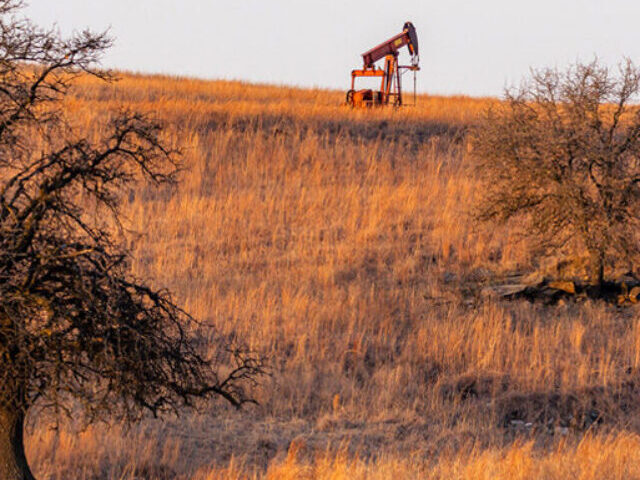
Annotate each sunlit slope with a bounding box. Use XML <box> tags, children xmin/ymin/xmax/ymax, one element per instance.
<box><xmin>28</xmin><ymin>73</ymin><xmax>640</xmax><ymax>479</ymax></box>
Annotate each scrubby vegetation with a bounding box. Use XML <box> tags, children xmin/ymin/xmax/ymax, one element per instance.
<box><xmin>0</xmin><ymin>5</ymin><xmax>264</xmax><ymax>477</ymax></box>
<box><xmin>473</xmin><ymin>59</ymin><xmax>640</xmax><ymax>287</ymax></box>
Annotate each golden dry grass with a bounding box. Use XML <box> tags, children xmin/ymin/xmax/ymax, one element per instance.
<box><xmin>198</xmin><ymin>433</ymin><xmax>640</xmax><ymax>480</ymax></box>
<box><xmin>24</xmin><ymin>73</ymin><xmax>640</xmax><ymax>479</ymax></box>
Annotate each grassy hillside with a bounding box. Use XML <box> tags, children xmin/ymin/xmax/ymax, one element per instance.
<box><xmin>28</xmin><ymin>74</ymin><xmax>640</xmax><ymax>479</ymax></box>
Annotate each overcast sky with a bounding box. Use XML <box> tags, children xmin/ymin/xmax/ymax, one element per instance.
<box><xmin>23</xmin><ymin>0</ymin><xmax>640</xmax><ymax>97</ymax></box>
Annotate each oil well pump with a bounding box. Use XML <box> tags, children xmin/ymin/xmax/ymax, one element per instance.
<box><xmin>346</xmin><ymin>22</ymin><xmax>420</xmax><ymax>108</ymax></box>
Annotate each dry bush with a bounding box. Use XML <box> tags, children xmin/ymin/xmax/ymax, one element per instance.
<box><xmin>472</xmin><ymin>59</ymin><xmax>640</xmax><ymax>285</ymax></box>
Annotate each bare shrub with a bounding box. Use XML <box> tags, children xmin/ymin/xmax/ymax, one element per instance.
<box><xmin>0</xmin><ymin>3</ymin><xmax>263</xmax><ymax>478</ymax></box>
<box><xmin>472</xmin><ymin>59</ymin><xmax>640</xmax><ymax>285</ymax></box>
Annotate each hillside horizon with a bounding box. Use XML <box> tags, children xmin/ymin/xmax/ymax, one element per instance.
<box><xmin>21</xmin><ymin>69</ymin><xmax>640</xmax><ymax>480</ymax></box>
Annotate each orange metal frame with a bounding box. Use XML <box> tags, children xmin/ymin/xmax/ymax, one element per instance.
<box><xmin>351</xmin><ymin>53</ymin><xmax>403</xmax><ymax>106</ymax></box>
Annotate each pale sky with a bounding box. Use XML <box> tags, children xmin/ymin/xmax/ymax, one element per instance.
<box><xmin>24</xmin><ymin>0</ymin><xmax>640</xmax><ymax>97</ymax></box>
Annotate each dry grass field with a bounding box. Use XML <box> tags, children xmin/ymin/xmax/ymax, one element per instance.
<box><xmin>25</xmin><ymin>73</ymin><xmax>640</xmax><ymax>479</ymax></box>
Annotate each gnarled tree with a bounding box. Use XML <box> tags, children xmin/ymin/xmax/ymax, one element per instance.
<box><xmin>472</xmin><ymin>59</ymin><xmax>640</xmax><ymax>285</ymax></box>
<box><xmin>0</xmin><ymin>2</ymin><xmax>263</xmax><ymax>478</ymax></box>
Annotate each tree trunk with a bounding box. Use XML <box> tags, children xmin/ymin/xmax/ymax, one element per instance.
<box><xmin>589</xmin><ymin>250</ymin><xmax>605</xmax><ymax>287</ymax></box>
<box><xmin>0</xmin><ymin>407</ymin><xmax>35</xmax><ymax>480</ymax></box>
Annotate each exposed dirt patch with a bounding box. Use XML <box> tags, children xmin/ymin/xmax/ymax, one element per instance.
<box><xmin>495</xmin><ymin>381</ymin><xmax>640</xmax><ymax>431</ymax></box>
<box><xmin>438</xmin><ymin>371</ymin><xmax>511</xmax><ymax>402</ymax></box>
<box><xmin>482</xmin><ymin>277</ymin><xmax>640</xmax><ymax>306</ymax></box>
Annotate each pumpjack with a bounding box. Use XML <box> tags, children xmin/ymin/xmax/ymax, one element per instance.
<box><xmin>346</xmin><ymin>22</ymin><xmax>420</xmax><ymax>108</ymax></box>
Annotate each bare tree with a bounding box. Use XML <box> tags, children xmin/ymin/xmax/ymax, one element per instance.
<box><xmin>0</xmin><ymin>2</ymin><xmax>263</xmax><ymax>478</ymax></box>
<box><xmin>472</xmin><ymin>58</ymin><xmax>640</xmax><ymax>286</ymax></box>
